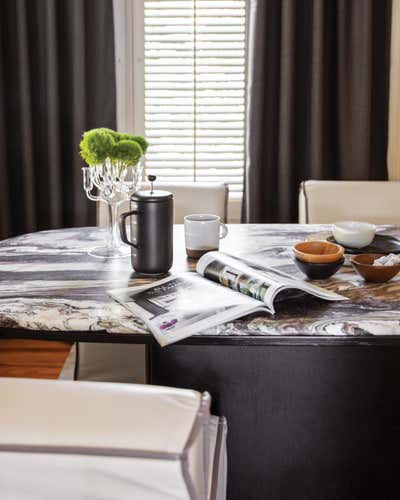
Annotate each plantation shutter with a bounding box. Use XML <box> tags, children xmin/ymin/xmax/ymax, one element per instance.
<box><xmin>144</xmin><ymin>0</ymin><xmax>246</xmax><ymax>194</ymax></box>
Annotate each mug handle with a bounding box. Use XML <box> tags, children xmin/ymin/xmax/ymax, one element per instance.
<box><xmin>219</xmin><ymin>223</ymin><xmax>228</xmax><ymax>240</ymax></box>
<box><xmin>119</xmin><ymin>210</ymin><xmax>139</xmax><ymax>248</ymax></box>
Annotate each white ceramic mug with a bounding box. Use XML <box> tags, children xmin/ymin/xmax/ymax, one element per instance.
<box><xmin>184</xmin><ymin>214</ymin><xmax>228</xmax><ymax>258</ymax></box>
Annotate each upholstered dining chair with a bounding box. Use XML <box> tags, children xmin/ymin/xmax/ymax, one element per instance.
<box><xmin>98</xmin><ymin>182</ymin><xmax>229</xmax><ymax>225</ymax></box>
<box><xmin>299</xmin><ymin>180</ymin><xmax>400</xmax><ymax>224</ymax></box>
<box><xmin>73</xmin><ymin>182</ymin><xmax>229</xmax><ymax>384</ymax></box>
<box><xmin>0</xmin><ymin>378</ymin><xmax>227</xmax><ymax>500</ymax></box>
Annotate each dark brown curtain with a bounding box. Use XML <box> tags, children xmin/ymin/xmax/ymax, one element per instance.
<box><xmin>243</xmin><ymin>0</ymin><xmax>392</xmax><ymax>223</ymax></box>
<box><xmin>0</xmin><ymin>0</ymin><xmax>116</xmax><ymax>239</ymax></box>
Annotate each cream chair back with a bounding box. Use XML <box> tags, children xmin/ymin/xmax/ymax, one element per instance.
<box><xmin>0</xmin><ymin>378</ymin><xmax>227</xmax><ymax>500</ymax></box>
<box><xmin>299</xmin><ymin>180</ymin><xmax>400</xmax><ymax>224</ymax></box>
<box><xmin>98</xmin><ymin>182</ymin><xmax>229</xmax><ymax>225</ymax></box>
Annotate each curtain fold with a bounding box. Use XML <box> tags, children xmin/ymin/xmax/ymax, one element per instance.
<box><xmin>0</xmin><ymin>0</ymin><xmax>116</xmax><ymax>239</ymax></box>
<box><xmin>244</xmin><ymin>0</ymin><xmax>392</xmax><ymax>223</ymax></box>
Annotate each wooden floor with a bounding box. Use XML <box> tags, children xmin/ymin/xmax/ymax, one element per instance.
<box><xmin>0</xmin><ymin>339</ymin><xmax>72</xmax><ymax>379</ymax></box>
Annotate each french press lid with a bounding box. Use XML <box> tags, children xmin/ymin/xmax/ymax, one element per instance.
<box><xmin>131</xmin><ymin>175</ymin><xmax>172</xmax><ymax>203</ymax></box>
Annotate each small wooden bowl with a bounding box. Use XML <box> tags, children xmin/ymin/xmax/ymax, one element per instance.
<box><xmin>350</xmin><ymin>253</ymin><xmax>400</xmax><ymax>283</ymax></box>
<box><xmin>294</xmin><ymin>257</ymin><xmax>344</xmax><ymax>280</ymax></box>
<box><xmin>293</xmin><ymin>241</ymin><xmax>344</xmax><ymax>264</ymax></box>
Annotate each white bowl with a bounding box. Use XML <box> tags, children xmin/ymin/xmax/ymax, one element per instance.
<box><xmin>332</xmin><ymin>221</ymin><xmax>376</xmax><ymax>249</ymax></box>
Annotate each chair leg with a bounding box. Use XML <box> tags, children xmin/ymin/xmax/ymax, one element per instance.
<box><xmin>74</xmin><ymin>342</ymin><xmax>146</xmax><ymax>383</ymax></box>
<box><xmin>58</xmin><ymin>343</ymin><xmax>77</xmax><ymax>381</ymax></box>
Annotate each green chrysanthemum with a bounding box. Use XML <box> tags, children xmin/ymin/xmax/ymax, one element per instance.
<box><xmin>80</xmin><ymin>129</ymin><xmax>115</xmax><ymax>165</ymax></box>
<box><xmin>80</xmin><ymin>128</ymin><xmax>148</xmax><ymax>169</ymax></box>
<box><xmin>112</xmin><ymin>140</ymin><xmax>142</xmax><ymax>166</ymax></box>
<box><xmin>118</xmin><ymin>133</ymin><xmax>149</xmax><ymax>154</ymax></box>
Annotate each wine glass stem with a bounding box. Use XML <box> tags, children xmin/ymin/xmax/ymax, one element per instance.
<box><xmin>107</xmin><ymin>202</ymin><xmax>120</xmax><ymax>249</ymax></box>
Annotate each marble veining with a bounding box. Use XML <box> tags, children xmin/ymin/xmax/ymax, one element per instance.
<box><xmin>0</xmin><ymin>225</ymin><xmax>400</xmax><ymax>339</ymax></box>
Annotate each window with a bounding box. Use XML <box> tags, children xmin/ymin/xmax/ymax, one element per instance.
<box><xmin>144</xmin><ymin>0</ymin><xmax>247</xmax><ymax>196</ymax></box>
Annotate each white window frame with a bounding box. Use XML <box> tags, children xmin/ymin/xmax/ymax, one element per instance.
<box><xmin>113</xmin><ymin>0</ymin><xmax>145</xmax><ymax>136</ymax></box>
<box><xmin>113</xmin><ymin>0</ymin><xmax>245</xmax><ymax>222</ymax></box>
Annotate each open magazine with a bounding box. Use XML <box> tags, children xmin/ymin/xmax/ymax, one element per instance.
<box><xmin>109</xmin><ymin>252</ymin><xmax>347</xmax><ymax>347</ymax></box>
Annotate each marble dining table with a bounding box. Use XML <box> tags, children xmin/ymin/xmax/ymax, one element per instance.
<box><xmin>1</xmin><ymin>224</ymin><xmax>400</xmax><ymax>500</ymax></box>
<box><xmin>1</xmin><ymin>223</ymin><xmax>400</xmax><ymax>343</ymax></box>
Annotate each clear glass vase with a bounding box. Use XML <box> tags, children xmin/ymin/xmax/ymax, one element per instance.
<box><xmin>82</xmin><ymin>159</ymin><xmax>143</xmax><ymax>259</ymax></box>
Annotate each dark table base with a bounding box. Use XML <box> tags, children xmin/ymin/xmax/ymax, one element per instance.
<box><xmin>150</xmin><ymin>343</ymin><xmax>400</xmax><ymax>500</ymax></box>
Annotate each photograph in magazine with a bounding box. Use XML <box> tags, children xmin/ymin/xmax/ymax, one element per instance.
<box><xmin>200</xmin><ymin>258</ymin><xmax>272</xmax><ymax>302</ymax></box>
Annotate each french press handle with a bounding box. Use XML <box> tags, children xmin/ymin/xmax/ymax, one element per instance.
<box><xmin>119</xmin><ymin>210</ymin><xmax>139</xmax><ymax>248</ymax></box>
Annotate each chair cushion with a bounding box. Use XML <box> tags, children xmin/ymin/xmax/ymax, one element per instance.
<box><xmin>0</xmin><ymin>452</ymin><xmax>189</xmax><ymax>500</ymax></box>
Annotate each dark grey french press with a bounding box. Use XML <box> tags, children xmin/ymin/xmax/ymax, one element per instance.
<box><xmin>119</xmin><ymin>175</ymin><xmax>173</xmax><ymax>276</ymax></box>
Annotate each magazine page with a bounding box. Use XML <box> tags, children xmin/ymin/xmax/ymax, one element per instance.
<box><xmin>196</xmin><ymin>252</ymin><xmax>346</xmax><ymax>310</ymax></box>
<box><xmin>197</xmin><ymin>251</ymin><xmax>281</xmax><ymax>307</ymax></box>
<box><xmin>109</xmin><ymin>273</ymin><xmax>268</xmax><ymax>347</ymax></box>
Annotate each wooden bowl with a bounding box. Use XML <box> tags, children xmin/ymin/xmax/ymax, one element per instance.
<box><xmin>294</xmin><ymin>257</ymin><xmax>344</xmax><ymax>280</ymax></box>
<box><xmin>293</xmin><ymin>241</ymin><xmax>344</xmax><ymax>264</ymax></box>
<box><xmin>350</xmin><ymin>253</ymin><xmax>400</xmax><ymax>283</ymax></box>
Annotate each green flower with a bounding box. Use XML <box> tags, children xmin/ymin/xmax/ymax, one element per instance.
<box><xmin>118</xmin><ymin>133</ymin><xmax>148</xmax><ymax>154</ymax></box>
<box><xmin>80</xmin><ymin>129</ymin><xmax>115</xmax><ymax>165</ymax></box>
<box><xmin>79</xmin><ymin>128</ymin><xmax>148</xmax><ymax>168</ymax></box>
<box><xmin>112</xmin><ymin>140</ymin><xmax>142</xmax><ymax>166</ymax></box>
<box><xmin>97</xmin><ymin>127</ymin><xmax>120</xmax><ymax>140</ymax></box>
